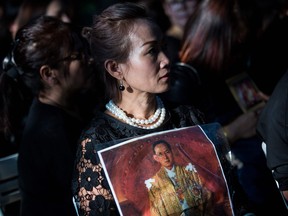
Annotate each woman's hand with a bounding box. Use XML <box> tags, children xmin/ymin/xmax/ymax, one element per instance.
<box><xmin>223</xmin><ymin>110</ymin><xmax>261</xmax><ymax>144</ymax></box>
<box><xmin>222</xmin><ymin>90</ymin><xmax>270</xmax><ymax>144</ymax></box>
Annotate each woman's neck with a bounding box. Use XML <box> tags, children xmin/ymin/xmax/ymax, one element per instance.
<box><xmin>38</xmin><ymin>90</ymin><xmax>68</xmax><ymax>108</ymax></box>
<box><xmin>38</xmin><ymin>91</ymin><xmax>80</xmax><ymax>119</ymax></box>
<box><xmin>166</xmin><ymin>25</ymin><xmax>183</xmax><ymax>40</ymax></box>
<box><xmin>115</xmin><ymin>95</ymin><xmax>157</xmax><ymax>120</ymax></box>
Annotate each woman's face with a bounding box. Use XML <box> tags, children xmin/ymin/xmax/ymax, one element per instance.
<box><xmin>119</xmin><ymin>20</ymin><xmax>170</xmax><ymax>95</ymax></box>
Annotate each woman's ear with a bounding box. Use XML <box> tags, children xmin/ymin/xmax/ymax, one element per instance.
<box><xmin>39</xmin><ymin>65</ymin><xmax>58</xmax><ymax>85</ymax></box>
<box><xmin>104</xmin><ymin>60</ymin><xmax>122</xmax><ymax>79</ymax></box>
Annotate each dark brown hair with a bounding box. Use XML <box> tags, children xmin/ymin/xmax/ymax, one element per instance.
<box><xmin>179</xmin><ymin>0</ymin><xmax>245</xmax><ymax>73</ymax></box>
<box><xmin>84</xmin><ymin>2</ymin><xmax>153</xmax><ymax>102</ymax></box>
<box><xmin>0</xmin><ymin>15</ymin><xmax>86</xmax><ymax>139</ymax></box>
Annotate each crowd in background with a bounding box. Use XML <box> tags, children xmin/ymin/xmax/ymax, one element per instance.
<box><xmin>0</xmin><ymin>0</ymin><xmax>119</xmax><ymax>157</ymax></box>
<box><xmin>0</xmin><ymin>0</ymin><xmax>288</xmax><ymax>215</ymax></box>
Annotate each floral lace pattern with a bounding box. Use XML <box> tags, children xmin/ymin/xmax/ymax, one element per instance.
<box><xmin>72</xmin><ymin>104</ymin><xmax>204</xmax><ymax>215</ymax></box>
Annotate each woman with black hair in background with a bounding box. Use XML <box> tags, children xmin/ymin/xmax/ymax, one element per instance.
<box><xmin>0</xmin><ymin>16</ymin><xmax>95</xmax><ymax>215</ymax></box>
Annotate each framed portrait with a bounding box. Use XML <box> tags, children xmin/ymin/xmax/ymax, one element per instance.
<box><xmin>226</xmin><ymin>72</ymin><xmax>265</xmax><ymax>113</ymax></box>
<box><xmin>98</xmin><ymin>125</ymin><xmax>234</xmax><ymax>216</ymax></box>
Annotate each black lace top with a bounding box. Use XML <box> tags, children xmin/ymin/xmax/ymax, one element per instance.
<box><xmin>72</xmin><ymin>104</ymin><xmax>205</xmax><ymax>216</ymax></box>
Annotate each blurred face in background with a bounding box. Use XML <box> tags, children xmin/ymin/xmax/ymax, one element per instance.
<box><xmin>9</xmin><ymin>0</ymin><xmax>72</xmax><ymax>39</ymax></box>
<box><xmin>162</xmin><ymin>0</ymin><xmax>198</xmax><ymax>29</ymax></box>
<box><xmin>46</xmin><ymin>0</ymin><xmax>71</xmax><ymax>23</ymax></box>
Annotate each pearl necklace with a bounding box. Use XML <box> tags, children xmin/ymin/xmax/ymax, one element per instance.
<box><xmin>105</xmin><ymin>96</ymin><xmax>166</xmax><ymax>129</ymax></box>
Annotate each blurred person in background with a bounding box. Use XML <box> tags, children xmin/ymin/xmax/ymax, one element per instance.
<box><xmin>9</xmin><ymin>0</ymin><xmax>50</xmax><ymax>39</ymax></box>
<box><xmin>237</xmin><ymin>0</ymin><xmax>288</xmax><ymax>95</ymax></box>
<box><xmin>9</xmin><ymin>0</ymin><xmax>77</xmax><ymax>39</ymax></box>
<box><xmin>257</xmin><ymin>70</ymin><xmax>288</xmax><ymax>205</ymax></box>
<box><xmin>161</xmin><ymin>0</ymin><xmax>287</xmax><ymax>214</ymax></box>
<box><xmin>160</xmin><ymin>0</ymin><xmax>201</xmax><ymax>63</ymax></box>
<box><xmin>0</xmin><ymin>15</ymin><xmax>95</xmax><ymax>215</ymax></box>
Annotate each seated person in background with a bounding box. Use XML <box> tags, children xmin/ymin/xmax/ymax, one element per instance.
<box><xmin>9</xmin><ymin>0</ymin><xmax>76</xmax><ymax>40</ymax></box>
<box><xmin>0</xmin><ymin>16</ymin><xmax>95</xmax><ymax>215</ymax></box>
<box><xmin>237</xmin><ymin>0</ymin><xmax>288</xmax><ymax>96</ymax></box>
<box><xmin>161</xmin><ymin>0</ymin><xmax>199</xmax><ymax>40</ymax></box>
<box><xmin>160</xmin><ymin>0</ymin><xmax>201</xmax><ymax>63</ymax></box>
<box><xmin>257</xmin><ymin>70</ymin><xmax>288</xmax><ymax>204</ymax></box>
<box><xmin>161</xmin><ymin>0</ymin><xmax>287</xmax><ymax>214</ymax></box>
<box><xmin>9</xmin><ymin>0</ymin><xmax>50</xmax><ymax>39</ymax></box>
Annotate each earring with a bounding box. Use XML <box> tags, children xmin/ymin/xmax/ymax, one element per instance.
<box><xmin>119</xmin><ymin>80</ymin><xmax>125</xmax><ymax>91</ymax></box>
